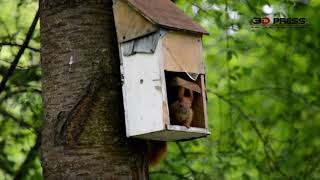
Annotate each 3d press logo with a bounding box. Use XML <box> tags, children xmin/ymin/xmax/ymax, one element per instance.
<box><xmin>252</xmin><ymin>17</ymin><xmax>308</xmax><ymax>28</ymax></box>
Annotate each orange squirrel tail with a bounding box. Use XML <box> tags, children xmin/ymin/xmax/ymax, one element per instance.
<box><xmin>147</xmin><ymin>140</ymin><xmax>167</xmax><ymax>167</ymax></box>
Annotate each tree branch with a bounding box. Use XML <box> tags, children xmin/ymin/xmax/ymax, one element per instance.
<box><xmin>208</xmin><ymin>89</ymin><xmax>290</xmax><ymax>179</ymax></box>
<box><xmin>0</xmin><ymin>59</ymin><xmax>40</xmax><ymax>69</ymax></box>
<box><xmin>13</xmin><ymin>135</ymin><xmax>40</xmax><ymax>180</ymax></box>
<box><xmin>0</xmin><ymin>9</ymin><xmax>39</xmax><ymax>95</ymax></box>
<box><xmin>230</xmin><ymin>87</ymin><xmax>320</xmax><ymax>108</ymax></box>
<box><xmin>303</xmin><ymin>151</ymin><xmax>320</xmax><ymax>179</ymax></box>
<box><xmin>176</xmin><ymin>142</ymin><xmax>198</xmax><ymax>178</ymax></box>
<box><xmin>0</xmin><ymin>87</ymin><xmax>41</xmax><ymax>102</ymax></box>
<box><xmin>191</xmin><ymin>3</ymin><xmax>210</xmax><ymax>15</ymax></box>
<box><xmin>0</xmin><ymin>108</ymin><xmax>37</xmax><ymax>134</ymax></box>
<box><xmin>149</xmin><ymin>170</ymin><xmax>189</xmax><ymax>180</ymax></box>
<box><xmin>0</xmin><ymin>42</ymin><xmax>40</xmax><ymax>52</ymax></box>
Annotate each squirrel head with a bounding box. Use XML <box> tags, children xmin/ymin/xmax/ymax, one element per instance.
<box><xmin>178</xmin><ymin>87</ymin><xmax>193</xmax><ymax>108</ymax></box>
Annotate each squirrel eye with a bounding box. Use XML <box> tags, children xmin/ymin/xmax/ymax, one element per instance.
<box><xmin>184</xmin><ymin>89</ymin><xmax>191</xmax><ymax>97</ymax></box>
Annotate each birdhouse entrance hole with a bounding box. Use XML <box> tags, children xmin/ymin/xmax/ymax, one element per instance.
<box><xmin>165</xmin><ymin>71</ymin><xmax>207</xmax><ymax>129</ymax></box>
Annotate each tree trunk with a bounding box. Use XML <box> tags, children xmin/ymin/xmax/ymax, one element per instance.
<box><xmin>39</xmin><ymin>0</ymin><xmax>148</xmax><ymax>179</ymax></box>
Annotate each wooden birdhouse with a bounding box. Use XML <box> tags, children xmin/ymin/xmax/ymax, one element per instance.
<box><xmin>113</xmin><ymin>0</ymin><xmax>210</xmax><ymax>141</ymax></box>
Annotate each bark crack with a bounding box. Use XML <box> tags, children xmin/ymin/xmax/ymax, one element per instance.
<box><xmin>55</xmin><ymin>80</ymin><xmax>97</xmax><ymax>146</ymax></box>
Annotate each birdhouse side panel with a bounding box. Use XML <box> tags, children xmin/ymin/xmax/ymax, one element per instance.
<box><xmin>121</xmin><ymin>45</ymin><xmax>166</xmax><ymax>137</ymax></box>
<box><xmin>189</xmin><ymin>75</ymin><xmax>209</xmax><ymax>129</ymax></box>
<box><xmin>162</xmin><ymin>32</ymin><xmax>205</xmax><ymax>74</ymax></box>
<box><xmin>113</xmin><ymin>0</ymin><xmax>159</xmax><ymax>43</ymax></box>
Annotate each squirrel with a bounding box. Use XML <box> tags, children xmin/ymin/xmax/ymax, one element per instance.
<box><xmin>147</xmin><ymin>86</ymin><xmax>194</xmax><ymax>166</ymax></box>
<box><xmin>169</xmin><ymin>86</ymin><xmax>194</xmax><ymax>128</ymax></box>
<box><xmin>147</xmin><ymin>140</ymin><xmax>167</xmax><ymax>167</ymax></box>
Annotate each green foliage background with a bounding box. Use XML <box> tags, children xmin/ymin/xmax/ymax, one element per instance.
<box><xmin>0</xmin><ymin>0</ymin><xmax>319</xmax><ymax>179</ymax></box>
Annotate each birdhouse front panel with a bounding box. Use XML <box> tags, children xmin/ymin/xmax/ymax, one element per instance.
<box><xmin>120</xmin><ymin>41</ymin><xmax>167</xmax><ymax>137</ymax></box>
<box><xmin>113</xmin><ymin>0</ymin><xmax>210</xmax><ymax>141</ymax></box>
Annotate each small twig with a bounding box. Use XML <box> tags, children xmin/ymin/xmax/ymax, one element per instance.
<box><xmin>176</xmin><ymin>142</ymin><xmax>187</xmax><ymax>158</ymax></box>
<box><xmin>0</xmin><ymin>161</ymin><xmax>15</xmax><ymax>176</ymax></box>
<box><xmin>191</xmin><ymin>3</ymin><xmax>210</xmax><ymax>15</ymax></box>
<box><xmin>208</xmin><ymin>90</ymin><xmax>290</xmax><ymax>179</ymax></box>
<box><xmin>149</xmin><ymin>170</ymin><xmax>189</xmax><ymax>180</ymax></box>
<box><xmin>0</xmin><ymin>59</ymin><xmax>40</xmax><ymax>69</ymax></box>
<box><xmin>0</xmin><ymin>9</ymin><xmax>39</xmax><ymax>95</ymax></box>
<box><xmin>14</xmin><ymin>135</ymin><xmax>40</xmax><ymax>180</ymax></box>
<box><xmin>0</xmin><ymin>42</ymin><xmax>40</xmax><ymax>52</ymax></box>
<box><xmin>0</xmin><ymin>108</ymin><xmax>37</xmax><ymax>134</ymax></box>
<box><xmin>0</xmin><ymin>87</ymin><xmax>41</xmax><ymax>102</ymax></box>
<box><xmin>176</xmin><ymin>142</ymin><xmax>197</xmax><ymax>178</ymax></box>
<box><xmin>230</xmin><ymin>87</ymin><xmax>320</xmax><ymax>108</ymax></box>
<box><xmin>303</xmin><ymin>152</ymin><xmax>320</xmax><ymax>179</ymax></box>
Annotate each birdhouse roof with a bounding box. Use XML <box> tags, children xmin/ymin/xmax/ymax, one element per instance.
<box><xmin>126</xmin><ymin>0</ymin><xmax>209</xmax><ymax>35</ymax></box>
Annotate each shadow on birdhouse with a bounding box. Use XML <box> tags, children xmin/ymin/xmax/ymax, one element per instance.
<box><xmin>113</xmin><ymin>0</ymin><xmax>210</xmax><ymax>141</ymax></box>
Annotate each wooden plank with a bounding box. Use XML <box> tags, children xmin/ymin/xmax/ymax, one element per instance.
<box><xmin>159</xmin><ymin>42</ymin><xmax>171</xmax><ymax>127</ymax></box>
<box><xmin>118</xmin><ymin>44</ymin><xmax>131</xmax><ymax>137</ymax></box>
<box><xmin>169</xmin><ymin>77</ymin><xmax>201</xmax><ymax>93</ymax></box>
<box><xmin>162</xmin><ymin>32</ymin><xmax>205</xmax><ymax>74</ymax></box>
<box><xmin>188</xmin><ymin>74</ymin><xmax>207</xmax><ymax>129</ymax></box>
<box><xmin>120</xmin><ymin>42</ymin><xmax>165</xmax><ymax>137</ymax></box>
<box><xmin>113</xmin><ymin>0</ymin><xmax>159</xmax><ymax>43</ymax></box>
<box><xmin>162</xmin><ymin>101</ymin><xmax>170</xmax><ymax>127</ymax></box>
<box><xmin>133</xmin><ymin>125</ymin><xmax>210</xmax><ymax>141</ymax></box>
<box><xmin>166</xmin><ymin>125</ymin><xmax>210</xmax><ymax>134</ymax></box>
<box><xmin>201</xmin><ymin>75</ymin><xmax>209</xmax><ymax>129</ymax></box>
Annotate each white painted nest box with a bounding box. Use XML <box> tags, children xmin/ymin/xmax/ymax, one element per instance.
<box><xmin>113</xmin><ymin>0</ymin><xmax>210</xmax><ymax>141</ymax></box>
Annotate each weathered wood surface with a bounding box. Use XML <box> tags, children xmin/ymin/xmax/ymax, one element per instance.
<box><xmin>113</xmin><ymin>0</ymin><xmax>159</xmax><ymax>43</ymax></box>
<box><xmin>119</xmin><ymin>36</ymin><xmax>209</xmax><ymax>141</ymax></box>
<box><xmin>169</xmin><ymin>77</ymin><xmax>201</xmax><ymax>93</ymax></box>
<box><xmin>162</xmin><ymin>32</ymin><xmax>206</xmax><ymax>74</ymax></box>
<box><xmin>201</xmin><ymin>75</ymin><xmax>209</xmax><ymax>129</ymax></box>
<box><xmin>120</xmin><ymin>42</ymin><xmax>165</xmax><ymax>137</ymax></box>
<box><xmin>191</xmin><ymin>75</ymin><xmax>208</xmax><ymax>128</ymax></box>
<box><xmin>133</xmin><ymin>125</ymin><xmax>210</xmax><ymax>141</ymax></box>
<box><xmin>126</xmin><ymin>0</ymin><xmax>209</xmax><ymax>35</ymax></box>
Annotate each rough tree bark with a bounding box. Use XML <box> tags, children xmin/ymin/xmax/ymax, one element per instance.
<box><xmin>40</xmin><ymin>0</ymin><xmax>148</xmax><ymax>179</ymax></box>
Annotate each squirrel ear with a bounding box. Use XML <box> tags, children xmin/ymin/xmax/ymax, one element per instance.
<box><xmin>189</xmin><ymin>90</ymin><xmax>194</xmax><ymax>101</ymax></box>
<box><xmin>178</xmin><ymin>87</ymin><xmax>185</xmax><ymax>99</ymax></box>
